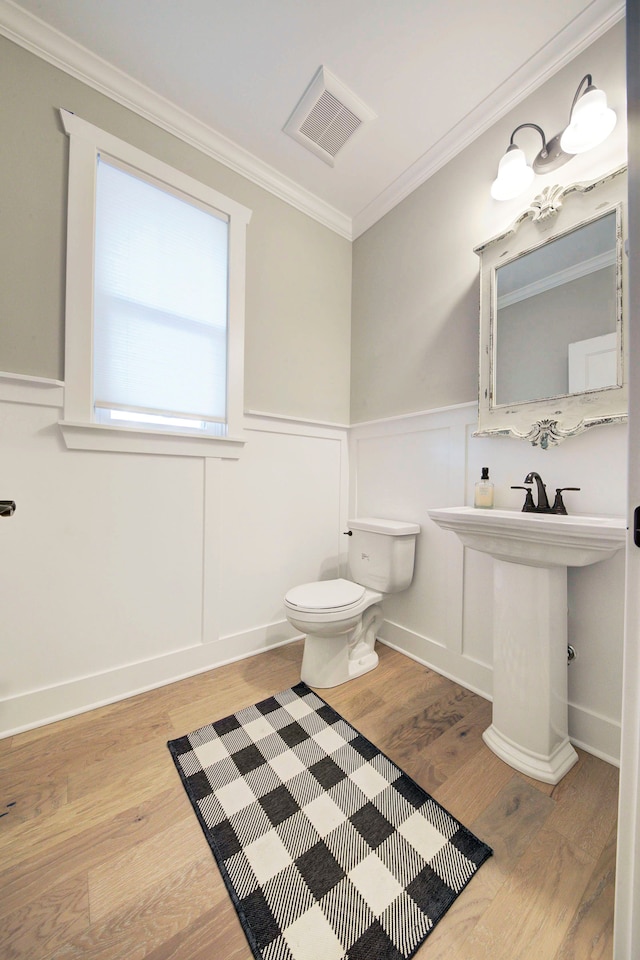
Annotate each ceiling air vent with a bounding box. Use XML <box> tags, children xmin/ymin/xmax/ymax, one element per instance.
<box><xmin>284</xmin><ymin>66</ymin><xmax>376</xmax><ymax>166</ymax></box>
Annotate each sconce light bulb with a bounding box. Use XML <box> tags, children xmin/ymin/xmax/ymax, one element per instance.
<box><xmin>490</xmin><ymin>146</ymin><xmax>535</xmax><ymax>201</ymax></box>
<box><xmin>560</xmin><ymin>86</ymin><xmax>617</xmax><ymax>155</ymax></box>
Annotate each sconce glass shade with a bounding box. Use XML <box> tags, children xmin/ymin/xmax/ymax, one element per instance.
<box><xmin>560</xmin><ymin>86</ymin><xmax>617</xmax><ymax>154</ymax></box>
<box><xmin>490</xmin><ymin>146</ymin><xmax>535</xmax><ymax>201</ymax></box>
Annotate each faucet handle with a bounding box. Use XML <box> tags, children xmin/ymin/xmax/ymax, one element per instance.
<box><xmin>551</xmin><ymin>487</ymin><xmax>581</xmax><ymax>515</ymax></box>
<box><xmin>511</xmin><ymin>485</ymin><xmax>536</xmax><ymax>512</ymax></box>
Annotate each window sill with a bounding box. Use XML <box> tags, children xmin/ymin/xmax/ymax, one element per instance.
<box><xmin>59</xmin><ymin>420</ymin><xmax>245</xmax><ymax>459</ymax></box>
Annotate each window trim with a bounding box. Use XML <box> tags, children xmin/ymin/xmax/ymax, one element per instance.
<box><xmin>59</xmin><ymin>109</ymin><xmax>252</xmax><ymax>458</ymax></box>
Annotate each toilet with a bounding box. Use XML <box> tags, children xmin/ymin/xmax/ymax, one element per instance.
<box><xmin>284</xmin><ymin>518</ymin><xmax>420</xmax><ymax>688</ymax></box>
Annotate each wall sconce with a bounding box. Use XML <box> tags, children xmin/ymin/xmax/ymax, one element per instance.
<box><xmin>491</xmin><ymin>74</ymin><xmax>617</xmax><ymax>201</ymax></box>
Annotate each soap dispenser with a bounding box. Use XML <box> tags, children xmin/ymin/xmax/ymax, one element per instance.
<box><xmin>474</xmin><ymin>467</ymin><xmax>494</xmax><ymax>509</ymax></box>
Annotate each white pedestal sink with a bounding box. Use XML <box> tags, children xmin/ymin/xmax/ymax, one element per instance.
<box><xmin>428</xmin><ymin>507</ymin><xmax>626</xmax><ymax>784</ymax></box>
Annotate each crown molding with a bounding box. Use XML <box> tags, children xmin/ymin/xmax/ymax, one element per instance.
<box><xmin>0</xmin><ymin>0</ymin><xmax>625</xmax><ymax>242</ymax></box>
<box><xmin>0</xmin><ymin>0</ymin><xmax>352</xmax><ymax>239</ymax></box>
<box><xmin>352</xmin><ymin>0</ymin><xmax>626</xmax><ymax>238</ymax></box>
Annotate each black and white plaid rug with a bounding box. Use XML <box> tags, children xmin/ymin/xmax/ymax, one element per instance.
<box><xmin>168</xmin><ymin>681</ymin><xmax>491</xmax><ymax>960</ymax></box>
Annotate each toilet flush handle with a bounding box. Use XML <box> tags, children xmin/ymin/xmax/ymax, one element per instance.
<box><xmin>343</xmin><ymin>530</ymin><xmax>353</xmax><ymax>536</ymax></box>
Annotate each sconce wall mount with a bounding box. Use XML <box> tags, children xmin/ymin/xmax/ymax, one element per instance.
<box><xmin>491</xmin><ymin>74</ymin><xmax>617</xmax><ymax>202</ymax></box>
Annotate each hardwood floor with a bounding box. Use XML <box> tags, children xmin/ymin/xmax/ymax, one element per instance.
<box><xmin>0</xmin><ymin>641</ymin><xmax>618</xmax><ymax>959</ymax></box>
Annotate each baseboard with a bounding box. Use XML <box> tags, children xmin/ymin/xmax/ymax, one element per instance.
<box><xmin>568</xmin><ymin>702</ymin><xmax>621</xmax><ymax>767</ymax></box>
<box><xmin>379</xmin><ymin>621</ymin><xmax>621</xmax><ymax>765</ymax></box>
<box><xmin>378</xmin><ymin>621</ymin><xmax>493</xmax><ymax>702</ymax></box>
<box><xmin>0</xmin><ymin>620</ymin><xmax>301</xmax><ymax>739</ymax></box>
<box><xmin>2</xmin><ymin>614</ymin><xmax>621</xmax><ymax>767</ymax></box>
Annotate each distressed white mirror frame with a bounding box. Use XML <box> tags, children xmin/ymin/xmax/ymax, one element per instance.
<box><xmin>474</xmin><ymin>166</ymin><xmax>627</xmax><ymax>448</ymax></box>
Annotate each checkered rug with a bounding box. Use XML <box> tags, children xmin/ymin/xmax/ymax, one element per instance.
<box><xmin>168</xmin><ymin>681</ymin><xmax>491</xmax><ymax>960</ymax></box>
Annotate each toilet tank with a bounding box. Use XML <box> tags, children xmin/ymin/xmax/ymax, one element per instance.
<box><xmin>347</xmin><ymin>518</ymin><xmax>420</xmax><ymax>593</ymax></box>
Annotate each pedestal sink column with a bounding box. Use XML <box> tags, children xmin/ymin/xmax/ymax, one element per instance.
<box><xmin>483</xmin><ymin>559</ymin><xmax>579</xmax><ymax>784</ymax></box>
<box><xmin>427</xmin><ymin>506</ymin><xmax>626</xmax><ymax>785</ymax></box>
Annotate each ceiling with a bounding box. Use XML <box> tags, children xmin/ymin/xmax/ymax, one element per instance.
<box><xmin>0</xmin><ymin>0</ymin><xmax>625</xmax><ymax>237</ymax></box>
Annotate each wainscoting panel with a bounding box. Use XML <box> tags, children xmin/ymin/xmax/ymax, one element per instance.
<box><xmin>0</xmin><ymin>383</ymin><xmax>348</xmax><ymax>737</ymax></box>
<box><xmin>350</xmin><ymin>404</ymin><xmax>628</xmax><ymax>764</ymax></box>
<box><xmin>1</xmin><ymin>377</ymin><xmax>625</xmax><ymax>762</ymax></box>
<box><xmin>216</xmin><ymin>417</ymin><xmax>348</xmax><ymax>641</ymax></box>
<box><xmin>1</xmin><ymin>399</ymin><xmax>205</xmax><ymax>693</ymax></box>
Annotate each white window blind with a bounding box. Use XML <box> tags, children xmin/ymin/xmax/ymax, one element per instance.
<box><xmin>93</xmin><ymin>157</ymin><xmax>230</xmax><ymax>430</ymax></box>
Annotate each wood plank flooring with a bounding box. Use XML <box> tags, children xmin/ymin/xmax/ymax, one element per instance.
<box><xmin>0</xmin><ymin>641</ymin><xmax>618</xmax><ymax>959</ymax></box>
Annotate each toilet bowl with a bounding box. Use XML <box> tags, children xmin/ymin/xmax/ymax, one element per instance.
<box><xmin>285</xmin><ymin>578</ymin><xmax>384</xmax><ymax>688</ymax></box>
<box><xmin>284</xmin><ymin>518</ymin><xmax>419</xmax><ymax>688</ymax></box>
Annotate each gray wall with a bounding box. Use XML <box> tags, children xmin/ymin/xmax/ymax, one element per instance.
<box><xmin>0</xmin><ymin>36</ymin><xmax>352</xmax><ymax>424</ymax></box>
<box><xmin>350</xmin><ymin>20</ymin><xmax>627</xmax><ymax>423</ymax></box>
<box><xmin>348</xmin><ymin>19</ymin><xmax>629</xmax><ymax>764</ymax></box>
<box><xmin>0</xmin><ymin>17</ymin><xmax>630</xmax><ymax>758</ymax></box>
<box><xmin>0</xmin><ymin>33</ymin><xmax>353</xmax><ymax>736</ymax></box>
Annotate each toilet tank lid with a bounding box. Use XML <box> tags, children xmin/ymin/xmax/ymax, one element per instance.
<box><xmin>348</xmin><ymin>518</ymin><xmax>420</xmax><ymax>536</ymax></box>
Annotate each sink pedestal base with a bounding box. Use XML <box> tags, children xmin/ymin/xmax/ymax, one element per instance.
<box><xmin>484</xmin><ymin>558</ymin><xmax>579</xmax><ymax>785</ymax></box>
<box><xmin>483</xmin><ymin>723</ymin><xmax>579</xmax><ymax>784</ymax></box>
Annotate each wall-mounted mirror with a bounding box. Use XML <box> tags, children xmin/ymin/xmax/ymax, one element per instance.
<box><xmin>474</xmin><ymin>166</ymin><xmax>627</xmax><ymax>447</ymax></box>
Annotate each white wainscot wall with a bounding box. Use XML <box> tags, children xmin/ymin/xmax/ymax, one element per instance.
<box><xmin>0</xmin><ymin>375</ymin><xmax>348</xmax><ymax>737</ymax></box>
<box><xmin>350</xmin><ymin>403</ymin><xmax>627</xmax><ymax>765</ymax></box>
<box><xmin>1</xmin><ymin>378</ymin><xmax>626</xmax><ymax>763</ymax></box>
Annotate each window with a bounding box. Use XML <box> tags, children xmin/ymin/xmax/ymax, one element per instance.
<box><xmin>59</xmin><ymin>110</ymin><xmax>251</xmax><ymax>458</ymax></box>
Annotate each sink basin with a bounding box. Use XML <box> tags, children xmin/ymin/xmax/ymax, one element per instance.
<box><xmin>427</xmin><ymin>506</ymin><xmax>626</xmax><ymax>567</ymax></box>
<box><xmin>428</xmin><ymin>505</ymin><xmax>626</xmax><ymax>783</ymax></box>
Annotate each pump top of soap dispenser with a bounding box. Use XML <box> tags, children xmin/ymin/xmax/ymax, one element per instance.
<box><xmin>481</xmin><ymin>467</ymin><xmax>489</xmax><ymax>480</ymax></box>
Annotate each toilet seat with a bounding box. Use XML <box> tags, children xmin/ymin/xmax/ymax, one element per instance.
<box><xmin>285</xmin><ymin>578</ymin><xmax>365</xmax><ymax>613</ymax></box>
